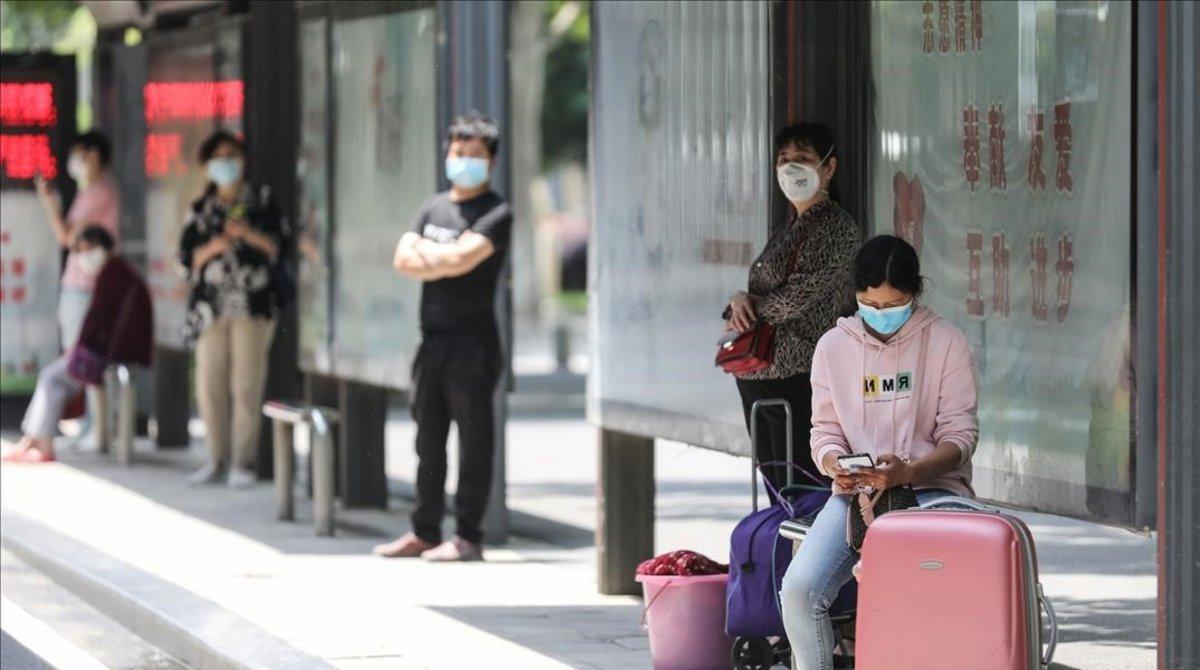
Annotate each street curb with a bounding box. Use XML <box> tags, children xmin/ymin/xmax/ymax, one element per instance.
<box><xmin>0</xmin><ymin>512</ymin><xmax>332</xmax><ymax>670</ymax></box>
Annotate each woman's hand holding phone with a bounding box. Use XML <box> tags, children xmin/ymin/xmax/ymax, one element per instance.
<box><xmin>823</xmin><ymin>452</ymin><xmax>859</xmax><ymax>490</ymax></box>
<box><xmin>851</xmin><ymin>453</ymin><xmax>913</xmax><ymax>490</ymax></box>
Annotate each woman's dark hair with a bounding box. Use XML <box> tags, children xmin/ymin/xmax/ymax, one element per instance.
<box><xmin>71</xmin><ymin>131</ymin><xmax>112</xmax><ymax>167</ymax></box>
<box><xmin>76</xmin><ymin>225</ymin><xmax>115</xmax><ymax>251</ymax></box>
<box><xmin>198</xmin><ymin>129</ymin><xmax>245</xmax><ymax>164</ymax></box>
<box><xmin>853</xmin><ymin>235</ymin><xmax>924</xmax><ymax>296</ymax></box>
<box><xmin>774</xmin><ymin>122</ymin><xmax>837</xmax><ymax>163</ymax></box>
<box><xmin>445</xmin><ymin>111</ymin><xmax>500</xmax><ymax>156</ymax></box>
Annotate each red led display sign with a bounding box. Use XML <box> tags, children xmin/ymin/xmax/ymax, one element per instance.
<box><xmin>0</xmin><ymin>77</ymin><xmax>64</xmax><ymax>183</ymax></box>
<box><xmin>0</xmin><ymin>134</ymin><xmax>57</xmax><ymax>179</ymax></box>
<box><xmin>144</xmin><ymin>80</ymin><xmax>243</xmax><ymax>124</ymax></box>
<box><xmin>0</xmin><ymin>83</ymin><xmax>57</xmax><ymax>127</ymax></box>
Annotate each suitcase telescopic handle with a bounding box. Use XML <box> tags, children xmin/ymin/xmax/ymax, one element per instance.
<box><xmin>1038</xmin><ymin>584</ymin><xmax>1058</xmax><ymax>668</ymax></box>
<box><xmin>749</xmin><ymin>398</ymin><xmax>794</xmax><ymax>511</ymax></box>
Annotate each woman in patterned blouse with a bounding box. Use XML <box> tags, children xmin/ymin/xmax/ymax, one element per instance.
<box><xmin>178</xmin><ymin>130</ymin><xmax>289</xmax><ymax>489</ymax></box>
<box><xmin>724</xmin><ymin>122</ymin><xmax>863</xmax><ymax>494</ymax></box>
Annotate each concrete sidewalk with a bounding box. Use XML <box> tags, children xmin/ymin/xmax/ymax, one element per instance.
<box><xmin>0</xmin><ymin>408</ymin><xmax>1156</xmax><ymax>669</ymax></box>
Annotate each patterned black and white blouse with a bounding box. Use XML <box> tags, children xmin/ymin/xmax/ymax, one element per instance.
<box><xmin>735</xmin><ymin>198</ymin><xmax>862</xmax><ymax>380</ymax></box>
<box><xmin>178</xmin><ymin>185</ymin><xmax>289</xmax><ymax>346</ymax></box>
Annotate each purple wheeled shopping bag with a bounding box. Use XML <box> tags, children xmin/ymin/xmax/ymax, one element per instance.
<box><xmin>726</xmin><ymin>485</ymin><xmax>830</xmax><ymax>638</ymax></box>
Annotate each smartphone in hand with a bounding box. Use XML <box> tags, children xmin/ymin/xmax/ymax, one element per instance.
<box><xmin>837</xmin><ymin>453</ymin><xmax>876</xmax><ymax>473</ymax></box>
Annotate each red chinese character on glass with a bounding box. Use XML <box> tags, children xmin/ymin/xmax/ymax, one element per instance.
<box><xmin>938</xmin><ymin>1</ymin><xmax>952</xmax><ymax>54</ymax></box>
<box><xmin>966</xmin><ymin>231</ymin><xmax>985</xmax><ymax>318</ymax></box>
<box><xmin>962</xmin><ymin>103</ymin><xmax>981</xmax><ymax>192</ymax></box>
<box><xmin>954</xmin><ymin>0</ymin><xmax>967</xmax><ymax>52</ymax></box>
<box><xmin>1027</xmin><ymin>106</ymin><xmax>1046</xmax><ymax>193</ymax></box>
<box><xmin>970</xmin><ymin>0</ymin><xmax>984</xmax><ymax>51</ymax></box>
<box><xmin>1055</xmin><ymin>233</ymin><xmax>1074</xmax><ymax>324</ymax></box>
<box><xmin>991</xmin><ymin>231</ymin><xmax>1010</xmax><ymax>319</ymax></box>
<box><xmin>988</xmin><ymin>103</ymin><xmax>1007</xmax><ymax>192</ymax></box>
<box><xmin>1030</xmin><ymin>232</ymin><xmax>1050</xmax><ymax>324</ymax></box>
<box><xmin>922</xmin><ymin>2</ymin><xmax>936</xmax><ymax>54</ymax></box>
<box><xmin>1053</xmin><ymin>100</ymin><xmax>1074</xmax><ymax>196</ymax></box>
<box><xmin>893</xmin><ymin>172</ymin><xmax>925</xmax><ymax>253</ymax></box>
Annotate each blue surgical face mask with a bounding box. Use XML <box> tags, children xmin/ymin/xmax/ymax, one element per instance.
<box><xmin>206</xmin><ymin>157</ymin><xmax>243</xmax><ymax>187</ymax></box>
<box><xmin>445</xmin><ymin>156</ymin><xmax>490</xmax><ymax>189</ymax></box>
<box><xmin>857</xmin><ymin>300</ymin><xmax>914</xmax><ymax>335</ymax></box>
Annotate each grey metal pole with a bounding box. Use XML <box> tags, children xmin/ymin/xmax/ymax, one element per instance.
<box><xmin>311</xmin><ymin>410</ymin><xmax>335</xmax><ymax>537</ymax></box>
<box><xmin>273</xmin><ymin>419</ymin><xmax>295</xmax><ymax>522</ymax></box>
<box><xmin>597</xmin><ymin>428</ymin><xmax>654</xmax><ymax>596</ymax></box>
<box><xmin>96</xmin><ymin>368</ymin><xmax>111</xmax><ymax>454</ymax></box>
<box><xmin>115</xmin><ymin>365</ymin><xmax>135</xmax><ymax>465</ymax></box>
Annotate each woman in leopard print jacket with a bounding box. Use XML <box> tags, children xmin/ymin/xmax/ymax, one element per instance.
<box><xmin>724</xmin><ymin>122</ymin><xmax>862</xmax><ymax>494</ymax></box>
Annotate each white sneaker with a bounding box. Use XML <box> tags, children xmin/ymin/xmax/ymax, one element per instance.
<box><xmin>188</xmin><ymin>463</ymin><xmax>225</xmax><ymax>486</ymax></box>
<box><xmin>227</xmin><ymin>467</ymin><xmax>257</xmax><ymax>489</ymax></box>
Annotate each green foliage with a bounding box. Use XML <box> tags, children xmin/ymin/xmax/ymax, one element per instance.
<box><xmin>0</xmin><ymin>0</ymin><xmax>79</xmax><ymax>51</ymax></box>
<box><xmin>541</xmin><ymin>1</ymin><xmax>589</xmax><ymax>170</ymax></box>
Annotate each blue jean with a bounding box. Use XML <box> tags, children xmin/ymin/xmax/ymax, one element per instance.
<box><xmin>780</xmin><ymin>488</ymin><xmax>956</xmax><ymax>670</ymax></box>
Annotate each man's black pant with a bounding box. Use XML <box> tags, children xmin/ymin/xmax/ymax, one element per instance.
<box><xmin>410</xmin><ymin>327</ymin><xmax>501</xmax><ymax>545</ymax></box>
<box><xmin>735</xmin><ymin>373</ymin><xmax>830</xmax><ymax>501</ymax></box>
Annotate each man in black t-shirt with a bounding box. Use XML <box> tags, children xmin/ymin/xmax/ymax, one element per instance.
<box><xmin>375</xmin><ymin>112</ymin><xmax>512</xmax><ymax>562</ymax></box>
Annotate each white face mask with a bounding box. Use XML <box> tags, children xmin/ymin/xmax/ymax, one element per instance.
<box><xmin>67</xmin><ymin>153</ymin><xmax>89</xmax><ymax>186</ymax></box>
<box><xmin>776</xmin><ymin>145</ymin><xmax>835</xmax><ymax>203</ymax></box>
<box><xmin>77</xmin><ymin>248</ymin><xmax>107</xmax><ymax>275</ymax></box>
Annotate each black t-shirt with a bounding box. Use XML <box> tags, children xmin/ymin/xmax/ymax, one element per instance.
<box><xmin>410</xmin><ymin>190</ymin><xmax>512</xmax><ymax>332</ymax></box>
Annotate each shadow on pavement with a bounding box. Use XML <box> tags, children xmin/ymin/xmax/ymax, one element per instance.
<box><xmin>427</xmin><ymin>604</ymin><xmax>648</xmax><ymax>669</ymax></box>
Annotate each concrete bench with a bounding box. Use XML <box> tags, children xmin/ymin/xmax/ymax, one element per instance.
<box><xmin>94</xmin><ymin>364</ymin><xmax>136</xmax><ymax>465</ymax></box>
<box><xmin>262</xmin><ymin>401</ymin><xmax>339</xmax><ymax>536</ymax></box>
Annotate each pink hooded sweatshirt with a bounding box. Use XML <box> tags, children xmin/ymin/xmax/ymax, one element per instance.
<box><xmin>810</xmin><ymin>306</ymin><xmax>979</xmax><ymax>497</ymax></box>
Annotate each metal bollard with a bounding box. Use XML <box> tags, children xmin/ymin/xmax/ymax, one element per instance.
<box><xmin>311</xmin><ymin>409</ymin><xmax>335</xmax><ymax>537</ymax></box>
<box><xmin>115</xmin><ymin>365</ymin><xmax>135</xmax><ymax>465</ymax></box>
<box><xmin>96</xmin><ymin>369</ymin><xmax>111</xmax><ymax>454</ymax></box>
<box><xmin>273</xmin><ymin>419</ymin><xmax>295</xmax><ymax>521</ymax></box>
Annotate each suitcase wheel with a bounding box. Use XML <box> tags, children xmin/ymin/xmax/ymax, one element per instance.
<box><xmin>731</xmin><ymin>636</ymin><xmax>776</xmax><ymax>670</ymax></box>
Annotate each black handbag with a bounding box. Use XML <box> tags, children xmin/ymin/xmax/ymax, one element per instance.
<box><xmin>846</xmin><ymin>485</ymin><xmax>919</xmax><ymax>552</ymax></box>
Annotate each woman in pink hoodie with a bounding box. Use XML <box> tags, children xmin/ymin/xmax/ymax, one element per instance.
<box><xmin>779</xmin><ymin>235</ymin><xmax>979</xmax><ymax>670</ymax></box>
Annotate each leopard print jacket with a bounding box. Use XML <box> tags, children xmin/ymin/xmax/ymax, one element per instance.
<box><xmin>735</xmin><ymin>199</ymin><xmax>861</xmax><ymax>380</ymax></box>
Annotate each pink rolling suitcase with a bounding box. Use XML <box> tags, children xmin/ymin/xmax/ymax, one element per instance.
<box><xmin>854</xmin><ymin>499</ymin><xmax>1057</xmax><ymax>670</ymax></box>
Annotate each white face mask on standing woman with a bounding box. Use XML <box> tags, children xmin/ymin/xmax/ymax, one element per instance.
<box><xmin>77</xmin><ymin>248</ymin><xmax>107</xmax><ymax>275</ymax></box>
<box><xmin>776</xmin><ymin>145</ymin><xmax>835</xmax><ymax>203</ymax></box>
<box><xmin>67</xmin><ymin>152</ymin><xmax>89</xmax><ymax>187</ymax></box>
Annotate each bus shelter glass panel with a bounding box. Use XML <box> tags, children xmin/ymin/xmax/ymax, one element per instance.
<box><xmin>868</xmin><ymin>1</ymin><xmax>1133</xmax><ymax>523</ymax></box>
<box><xmin>144</xmin><ymin>27</ymin><xmax>243</xmax><ymax>349</ymax></box>
<box><xmin>590</xmin><ymin>1</ymin><xmax>771</xmax><ymax>453</ymax></box>
<box><xmin>329</xmin><ymin>8</ymin><xmax>436</xmax><ymax>388</ymax></box>
<box><xmin>0</xmin><ymin>55</ymin><xmax>75</xmax><ymax>394</ymax></box>
<box><xmin>297</xmin><ymin>17</ymin><xmax>331</xmax><ymax>373</ymax></box>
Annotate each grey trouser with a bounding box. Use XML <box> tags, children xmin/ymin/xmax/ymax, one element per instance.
<box><xmin>21</xmin><ymin>355</ymin><xmax>84</xmax><ymax>439</ymax></box>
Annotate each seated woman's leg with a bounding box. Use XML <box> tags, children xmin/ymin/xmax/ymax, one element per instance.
<box><xmin>20</xmin><ymin>356</ymin><xmax>84</xmax><ymax>447</ymax></box>
<box><xmin>780</xmin><ymin>494</ymin><xmax>858</xmax><ymax>670</ymax></box>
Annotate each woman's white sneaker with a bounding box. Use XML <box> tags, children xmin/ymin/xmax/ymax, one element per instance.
<box><xmin>187</xmin><ymin>463</ymin><xmax>225</xmax><ymax>486</ymax></box>
<box><xmin>227</xmin><ymin>467</ymin><xmax>257</xmax><ymax>489</ymax></box>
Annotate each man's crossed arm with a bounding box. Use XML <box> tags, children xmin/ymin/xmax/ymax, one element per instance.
<box><xmin>393</xmin><ymin>230</ymin><xmax>496</xmax><ymax>281</ymax></box>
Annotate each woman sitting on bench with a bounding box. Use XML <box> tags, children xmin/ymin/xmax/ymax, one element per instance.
<box><xmin>778</xmin><ymin>235</ymin><xmax>979</xmax><ymax>669</ymax></box>
<box><xmin>4</xmin><ymin>226</ymin><xmax>153</xmax><ymax>463</ymax></box>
